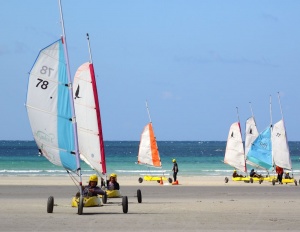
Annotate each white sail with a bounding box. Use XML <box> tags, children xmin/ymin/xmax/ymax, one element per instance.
<box><xmin>224</xmin><ymin>122</ymin><xmax>246</xmax><ymax>172</ymax></box>
<box><xmin>272</xmin><ymin>119</ymin><xmax>292</xmax><ymax>170</ymax></box>
<box><xmin>26</xmin><ymin>39</ymin><xmax>77</xmax><ymax>172</ymax></box>
<box><xmin>245</xmin><ymin>116</ymin><xmax>259</xmax><ymax>157</ymax></box>
<box><xmin>73</xmin><ymin>62</ymin><xmax>106</xmax><ymax>175</ymax></box>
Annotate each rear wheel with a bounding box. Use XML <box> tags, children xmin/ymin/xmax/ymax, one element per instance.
<box><xmin>168</xmin><ymin>178</ymin><xmax>172</xmax><ymax>183</ymax></box>
<box><xmin>250</xmin><ymin>178</ymin><xmax>253</xmax><ymax>183</ymax></box>
<box><xmin>272</xmin><ymin>179</ymin><xmax>276</xmax><ymax>186</ymax></box>
<box><xmin>138</xmin><ymin>177</ymin><xmax>143</xmax><ymax>183</ymax></box>
<box><xmin>122</xmin><ymin>196</ymin><xmax>128</xmax><ymax>213</ymax></box>
<box><xmin>259</xmin><ymin>179</ymin><xmax>262</xmax><ymax>184</ymax></box>
<box><xmin>137</xmin><ymin>189</ymin><xmax>142</xmax><ymax>203</ymax></box>
<box><xmin>47</xmin><ymin>196</ymin><xmax>54</xmax><ymax>213</ymax></box>
<box><xmin>103</xmin><ymin>192</ymin><xmax>107</xmax><ymax>204</ymax></box>
<box><xmin>224</xmin><ymin>177</ymin><xmax>229</xmax><ymax>183</ymax></box>
<box><xmin>78</xmin><ymin>196</ymin><xmax>83</xmax><ymax>215</ymax></box>
<box><xmin>294</xmin><ymin>180</ymin><xmax>297</xmax><ymax>186</ymax></box>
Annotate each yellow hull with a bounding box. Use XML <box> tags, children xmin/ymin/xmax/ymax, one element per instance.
<box><xmin>144</xmin><ymin>175</ymin><xmax>168</xmax><ymax>181</ymax></box>
<box><xmin>232</xmin><ymin>176</ymin><xmax>276</xmax><ymax>182</ymax></box>
<box><xmin>270</xmin><ymin>178</ymin><xmax>297</xmax><ymax>185</ymax></box>
<box><xmin>232</xmin><ymin>177</ymin><xmax>251</xmax><ymax>181</ymax></box>
<box><xmin>282</xmin><ymin>178</ymin><xmax>297</xmax><ymax>184</ymax></box>
<box><xmin>71</xmin><ymin>196</ymin><xmax>103</xmax><ymax>207</ymax></box>
<box><xmin>106</xmin><ymin>190</ymin><xmax>122</xmax><ymax>198</ymax></box>
<box><xmin>282</xmin><ymin>178</ymin><xmax>296</xmax><ymax>184</ymax></box>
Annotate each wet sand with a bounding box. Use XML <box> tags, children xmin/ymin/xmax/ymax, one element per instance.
<box><xmin>1</xmin><ymin>176</ymin><xmax>300</xmax><ymax>231</ymax></box>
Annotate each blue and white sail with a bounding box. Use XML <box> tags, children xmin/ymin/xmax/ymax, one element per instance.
<box><xmin>26</xmin><ymin>39</ymin><xmax>77</xmax><ymax>172</ymax></box>
<box><xmin>246</xmin><ymin>126</ymin><xmax>273</xmax><ymax>170</ymax></box>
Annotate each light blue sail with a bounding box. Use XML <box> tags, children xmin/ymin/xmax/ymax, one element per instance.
<box><xmin>246</xmin><ymin>126</ymin><xmax>273</xmax><ymax>170</ymax></box>
<box><xmin>26</xmin><ymin>39</ymin><xmax>77</xmax><ymax>172</ymax></box>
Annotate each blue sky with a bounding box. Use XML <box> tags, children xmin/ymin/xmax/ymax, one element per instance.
<box><xmin>1</xmin><ymin>0</ymin><xmax>300</xmax><ymax>141</ymax></box>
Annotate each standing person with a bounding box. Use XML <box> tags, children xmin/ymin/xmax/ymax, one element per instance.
<box><xmin>276</xmin><ymin>165</ymin><xmax>284</xmax><ymax>184</ymax></box>
<box><xmin>172</xmin><ymin>159</ymin><xmax>179</xmax><ymax>182</ymax></box>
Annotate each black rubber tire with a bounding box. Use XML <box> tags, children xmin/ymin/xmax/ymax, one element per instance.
<box><xmin>168</xmin><ymin>178</ymin><xmax>172</xmax><ymax>183</ymax></box>
<box><xmin>157</xmin><ymin>180</ymin><xmax>160</xmax><ymax>183</ymax></box>
<box><xmin>294</xmin><ymin>180</ymin><xmax>297</xmax><ymax>186</ymax></box>
<box><xmin>137</xmin><ymin>189</ymin><xmax>142</xmax><ymax>203</ymax></box>
<box><xmin>47</xmin><ymin>196</ymin><xmax>54</xmax><ymax>213</ymax></box>
<box><xmin>272</xmin><ymin>179</ymin><xmax>276</xmax><ymax>186</ymax></box>
<box><xmin>138</xmin><ymin>177</ymin><xmax>143</xmax><ymax>183</ymax></box>
<box><xmin>78</xmin><ymin>196</ymin><xmax>83</xmax><ymax>215</ymax></box>
<box><xmin>259</xmin><ymin>179</ymin><xmax>262</xmax><ymax>184</ymax></box>
<box><xmin>122</xmin><ymin>196</ymin><xmax>128</xmax><ymax>213</ymax></box>
<box><xmin>224</xmin><ymin>177</ymin><xmax>229</xmax><ymax>183</ymax></box>
<box><xmin>103</xmin><ymin>192</ymin><xmax>107</xmax><ymax>204</ymax></box>
<box><xmin>250</xmin><ymin>178</ymin><xmax>253</xmax><ymax>183</ymax></box>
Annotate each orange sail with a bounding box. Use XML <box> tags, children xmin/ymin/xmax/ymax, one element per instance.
<box><xmin>137</xmin><ymin>122</ymin><xmax>161</xmax><ymax>167</ymax></box>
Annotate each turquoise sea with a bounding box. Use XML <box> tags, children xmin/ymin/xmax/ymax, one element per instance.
<box><xmin>1</xmin><ymin>141</ymin><xmax>300</xmax><ymax>178</ymax></box>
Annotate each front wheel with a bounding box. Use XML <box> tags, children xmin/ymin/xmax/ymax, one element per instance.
<box><xmin>224</xmin><ymin>177</ymin><xmax>229</xmax><ymax>183</ymax></box>
<box><xmin>138</xmin><ymin>177</ymin><xmax>143</xmax><ymax>183</ymax></box>
<box><xmin>168</xmin><ymin>178</ymin><xmax>172</xmax><ymax>183</ymax></box>
<box><xmin>47</xmin><ymin>196</ymin><xmax>54</xmax><ymax>213</ymax></box>
<box><xmin>78</xmin><ymin>196</ymin><xmax>83</xmax><ymax>215</ymax></box>
<box><xmin>272</xmin><ymin>179</ymin><xmax>276</xmax><ymax>186</ymax></box>
<box><xmin>137</xmin><ymin>189</ymin><xmax>142</xmax><ymax>203</ymax></box>
<box><xmin>294</xmin><ymin>180</ymin><xmax>297</xmax><ymax>186</ymax></box>
<box><xmin>103</xmin><ymin>192</ymin><xmax>107</xmax><ymax>204</ymax></box>
<box><xmin>250</xmin><ymin>178</ymin><xmax>253</xmax><ymax>183</ymax></box>
<box><xmin>122</xmin><ymin>196</ymin><xmax>128</xmax><ymax>213</ymax></box>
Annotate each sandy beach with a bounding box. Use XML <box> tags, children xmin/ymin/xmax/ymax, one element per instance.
<box><xmin>1</xmin><ymin>176</ymin><xmax>300</xmax><ymax>231</ymax></box>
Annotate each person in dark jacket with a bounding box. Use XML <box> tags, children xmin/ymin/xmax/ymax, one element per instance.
<box><xmin>249</xmin><ymin>169</ymin><xmax>263</xmax><ymax>178</ymax></box>
<box><xmin>232</xmin><ymin>170</ymin><xmax>244</xmax><ymax>178</ymax></box>
<box><xmin>82</xmin><ymin>174</ymin><xmax>106</xmax><ymax>197</ymax></box>
<box><xmin>107</xmin><ymin>173</ymin><xmax>120</xmax><ymax>190</ymax></box>
<box><xmin>284</xmin><ymin>172</ymin><xmax>292</xmax><ymax>179</ymax></box>
<box><xmin>172</xmin><ymin>159</ymin><xmax>179</xmax><ymax>182</ymax></box>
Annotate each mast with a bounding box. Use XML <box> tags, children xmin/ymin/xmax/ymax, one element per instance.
<box><xmin>146</xmin><ymin>100</ymin><xmax>152</xmax><ymax>123</ymax></box>
<box><xmin>86</xmin><ymin>33</ymin><xmax>93</xmax><ymax>63</ymax></box>
<box><xmin>269</xmin><ymin>95</ymin><xmax>273</xmax><ymax>128</ymax></box>
<box><xmin>86</xmin><ymin>33</ymin><xmax>107</xmax><ymax>175</ymax></box>
<box><xmin>58</xmin><ymin>0</ymin><xmax>82</xmax><ymax>186</ymax></box>
<box><xmin>249</xmin><ymin>102</ymin><xmax>254</xmax><ymax>118</ymax></box>
<box><xmin>236</xmin><ymin>106</ymin><xmax>240</xmax><ymax>123</ymax></box>
<box><xmin>277</xmin><ymin>92</ymin><xmax>284</xmax><ymax>121</ymax></box>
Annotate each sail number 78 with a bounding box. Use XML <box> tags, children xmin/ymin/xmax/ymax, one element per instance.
<box><xmin>36</xmin><ymin>78</ymin><xmax>49</xmax><ymax>89</ymax></box>
<box><xmin>36</xmin><ymin>65</ymin><xmax>53</xmax><ymax>89</ymax></box>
